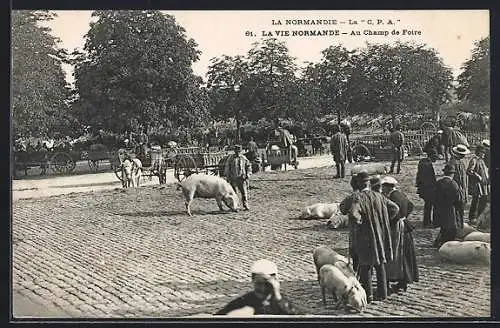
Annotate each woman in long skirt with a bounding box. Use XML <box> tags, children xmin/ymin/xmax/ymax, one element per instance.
<box><xmin>381</xmin><ymin>176</ymin><xmax>419</xmax><ymax>292</ymax></box>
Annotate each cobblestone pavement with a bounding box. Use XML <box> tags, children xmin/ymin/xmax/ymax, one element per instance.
<box><xmin>12</xmin><ymin>160</ymin><xmax>490</xmax><ymax>318</ymax></box>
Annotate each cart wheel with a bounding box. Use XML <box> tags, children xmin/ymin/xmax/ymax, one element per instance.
<box><xmin>113</xmin><ymin>163</ymin><xmax>125</xmax><ymax>182</ymax></box>
<box><xmin>352</xmin><ymin>144</ymin><xmax>372</xmax><ymax>162</ymax></box>
<box><xmin>88</xmin><ymin>159</ymin><xmax>99</xmax><ymax>172</ymax></box>
<box><xmin>51</xmin><ymin>152</ymin><xmax>76</xmax><ymax>174</ymax></box>
<box><xmin>175</xmin><ymin>155</ymin><xmax>197</xmax><ymax>182</ymax></box>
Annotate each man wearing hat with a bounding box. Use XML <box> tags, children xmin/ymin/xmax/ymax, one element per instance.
<box><xmin>214</xmin><ymin>259</ymin><xmax>298</xmax><ymax>315</ymax></box>
<box><xmin>349</xmin><ymin>171</ymin><xmax>399</xmax><ymax>302</ymax></box>
<box><xmin>370</xmin><ymin>175</ymin><xmax>382</xmax><ymax>193</ymax></box>
<box><xmin>340</xmin><ymin>173</ymin><xmax>363</xmax><ymax>273</ymax></box>
<box><xmin>330</xmin><ymin>124</ymin><xmax>349</xmax><ymax>178</ymax></box>
<box><xmin>432</xmin><ymin>163</ymin><xmax>465</xmax><ymax>248</ymax></box>
<box><xmin>340</xmin><ymin>119</ymin><xmax>353</xmax><ymax>163</ymax></box>
<box><xmin>388</xmin><ymin>123</ymin><xmax>405</xmax><ymax>174</ymax></box>
<box><xmin>416</xmin><ymin>148</ymin><xmax>438</xmax><ymax>228</ymax></box>
<box><xmin>467</xmin><ymin>144</ymin><xmax>490</xmax><ymax>225</ymax></box>
<box><xmin>224</xmin><ymin>145</ymin><xmax>252</xmax><ymax>210</ymax></box>
<box><xmin>381</xmin><ymin>176</ymin><xmax>418</xmax><ymax>294</ymax></box>
<box><xmin>447</xmin><ymin>144</ymin><xmax>470</xmax><ymax>221</ymax></box>
<box><xmin>481</xmin><ymin>139</ymin><xmax>490</xmax><ymax>169</ymax></box>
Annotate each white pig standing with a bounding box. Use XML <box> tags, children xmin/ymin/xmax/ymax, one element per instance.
<box><xmin>319</xmin><ymin>264</ymin><xmax>367</xmax><ymax>312</ymax></box>
<box><xmin>299</xmin><ymin>203</ymin><xmax>340</xmax><ymax>220</ymax></box>
<box><xmin>438</xmin><ymin>241</ymin><xmax>490</xmax><ymax>265</ymax></box>
<box><xmin>177</xmin><ymin>174</ymin><xmax>239</xmax><ymax>216</ymax></box>
<box><xmin>464</xmin><ymin>231</ymin><xmax>490</xmax><ymax>243</ymax></box>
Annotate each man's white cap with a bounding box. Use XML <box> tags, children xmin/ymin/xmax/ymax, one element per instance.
<box><xmin>437</xmin><ymin>130</ymin><xmax>443</xmax><ymax>134</ymax></box>
<box><xmin>482</xmin><ymin>139</ymin><xmax>490</xmax><ymax>148</ymax></box>
<box><xmin>381</xmin><ymin>176</ymin><xmax>398</xmax><ymax>186</ymax></box>
<box><xmin>124</xmin><ymin>139</ymin><xmax>129</xmax><ymax>143</ymax></box>
<box><xmin>251</xmin><ymin>259</ymin><xmax>278</xmax><ymax>275</ymax></box>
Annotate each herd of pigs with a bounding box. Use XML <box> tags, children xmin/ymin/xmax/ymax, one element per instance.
<box><xmin>175</xmin><ymin>163</ymin><xmax>490</xmax><ymax>314</ymax></box>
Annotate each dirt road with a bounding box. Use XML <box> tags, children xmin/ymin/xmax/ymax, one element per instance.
<box><xmin>12</xmin><ymin>155</ymin><xmax>334</xmax><ymax>202</ymax></box>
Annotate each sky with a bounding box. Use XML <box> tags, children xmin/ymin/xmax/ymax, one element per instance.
<box><xmin>36</xmin><ymin>10</ymin><xmax>489</xmax><ymax>85</ymax></box>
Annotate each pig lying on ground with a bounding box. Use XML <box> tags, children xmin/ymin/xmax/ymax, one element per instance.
<box><xmin>177</xmin><ymin>174</ymin><xmax>239</xmax><ymax>216</ymax></box>
<box><xmin>456</xmin><ymin>223</ymin><xmax>477</xmax><ymax>240</ymax></box>
<box><xmin>299</xmin><ymin>203</ymin><xmax>340</xmax><ymax>220</ymax></box>
<box><xmin>121</xmin><ymin>158</ymin><xmax>142</xmax><ymax>188</ymax></box>
<box><xmin>464</xmin><ymin>231</ymin><xmax>490</xmax><ymax>243</ymax></box>
<box><xmin>319</xmin><ymin>264</ymin><xmax>367</xmax><ymax>312</ymax></box>
<box><xmin>350</xmin><ymin>163</ymin><xmax>387</xmax><ymax>176</ymax></box>
<box><xmin>438</xmin><ymin>241</ymin><xmax>490</xmax><ymax>265</ymax></box>
<box><xmin>326</xmin><ymin>213</ymin><xmax>348</xmax><ymax>229</ymax></box>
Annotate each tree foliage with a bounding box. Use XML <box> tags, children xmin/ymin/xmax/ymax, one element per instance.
<box><xmin>456</xmin><ymin>36</ymin><xmax>490</xmax><ymax>109</ymax></box>
<box><xmin>72</xmin><ymin>10</ymin><xmax>209</xmax><ymax>133</ymax></box>
<box><xmin>353</xmin><ymin>42</ymin><xmax>453</xmax><ymax>117</ymax></box>
<box><xmin>246</xmin><ymin>38</ymin><xmax>298</xmax><ymax>123</ymax></box>
<box><xmin>11</xmin><ymin>10</ymin><xmax>73</xmax><ymax>138</ymax></box>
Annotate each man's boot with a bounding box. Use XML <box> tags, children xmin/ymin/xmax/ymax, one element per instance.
<box><xmin>389</xmin><ymin>161</ymin><xmax>395</xmax><ymax>174</ymax></box>
<box><xmin>335</xmin><ymin>163</ymin><xmax>341</xmax><ymax>178</ymax></box>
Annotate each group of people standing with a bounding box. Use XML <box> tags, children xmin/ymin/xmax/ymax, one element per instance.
<box><xmin>416</xmin><ymin>140</ymin><xmax>490</xmax><ymax>248</ymax></box>
<box><xmin>340</xmin><ymin>171</ymin><xmax>418</xmax><ymax>303</ymax></box>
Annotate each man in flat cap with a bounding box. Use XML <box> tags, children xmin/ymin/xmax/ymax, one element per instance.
<box><xmin>214</xmin><ymin>259</ymin><xmax>298</xmax><ymax>315</ymax></box>
<box><xmin>432</xmin><ymin>163</ymin><xmax>465</xmax><ymax>248</ymax></box>
<box><xmin>388</xmin><ymin>123</ymin><xmax>405</xmax><ymax>174</ymax></box>
<box><xmin>467</xmin><ymin>144</ymin><xmax>490</xmax><ymax>225</ymax></box>
<box><xmin>330</xmin><ymin>124</ymin><xmax>349</xmax><ymax>178</ymax></box>
<box><xmin>349</xmin><ymin>171</ymin><xmax>399</xmax><ymax>302</ymax></box>
<box><xmin>224</xmin><ymin>145</ymin><xmax>252</xmax><ymax>210</ymax></box>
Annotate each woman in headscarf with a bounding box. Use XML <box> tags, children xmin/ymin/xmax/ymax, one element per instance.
<box><xmin>381</xmin><ymin>176</ymin><xmax>418</xmax><ymax>294</ymax></box>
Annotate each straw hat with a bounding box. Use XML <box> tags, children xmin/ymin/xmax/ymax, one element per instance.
<box><xmin>452</xmin><ymin>144</ymin><xmax>471</xmax><ymax>156</ymax></box>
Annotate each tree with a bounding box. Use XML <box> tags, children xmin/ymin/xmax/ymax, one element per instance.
<box><xmin>315</xmin><ymin>45</ymin><xmax>360</xmax><ymax>123</ymax></box>
<box><xmin>206</xmin><ymin>55</ymin><xmax>250</xmax><ymax>143</ymax></box>
<box><xmin>11</xmin><ymin>10</ymin><xmax>72</xmax><ymax>138</ymax></box>
<box><xmin>246</xmin><ymin>38</ymin><xmax>297</xmax><ymax>124</ymax></box>
<box><xmin>354</xmin><ymin>42</ymin><xmax>453</xmax><ymax>119</ymax></box>
<box><xmin>72</xmin><ymin>10</ymin><xmax>204</xmax><ymax>133</ymax></box>
<box><xmin>456</xmin><ymin>36</ymin><xmax>490</xmax><ymax>110</ymax></box>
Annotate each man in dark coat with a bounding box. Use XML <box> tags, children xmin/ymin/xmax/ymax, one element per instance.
<box><xmin>433</xmin><ymin>163</ymin><xmax>465</xmax><ymax>248</ymax></box>
<box><xmin>467</xmin><ymin>144</ymin><xmax>490</xmax><ymax>225</ymax></box>
<box><xmin>447</xmin><ymin>144</ymin><xmax>470</xmax><ymax>222</ymax></box>
<box><xmin>340</xmin><ymin>174</ymin><xmax>362</xmax><ymax>274</ymax></box>
<box><xmin>330</xmin><ymin>124</ymin><xmax>349</xmax><ymax>178</ymax></box>
<box><xmin>423</xmin><ymin>132</ymin><xmax>444</xmax><ymax>158</ymax></box>
<box><xmin>416</xmin><ymin>148</ymin><xmax>438</xmax><ymax>228</ymax></box>
<box><xmin>340</xmin><ymin>119</ymin><xmax>353</xmax><ymax>163</ymax></box>
<box><xmin>389</xmin><ymin>124</ymin><xmax>405</xmax><ymax>174</ymax></box>
<box><xmin>349</xmin><ymin>172</ymin><xmax>400</xmax><ymax>302</ymax></box>
<box><xmin>215</xmin><ymin>259</ymin><xmax>299</xmax><ymax>315</ymax></box>
<box><xmin>381</xmin><ymin>177</ymin><xmax>418</xmax><ymax>294</ymax></box>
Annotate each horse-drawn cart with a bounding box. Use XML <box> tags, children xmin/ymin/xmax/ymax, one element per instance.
<box><xmin>13</xmin><ymin>148</ymin><xmax>79</xmax><ymax>177</ymax></box>
<box><xmin>111</xmin><ymin>146</ymin><xmax>169</xmax><ymax>184</ymax></box>
<box><xmin>173</xmin><ymin>147</ymin><xmax>230</xmax><ymax>181</ymax></box>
